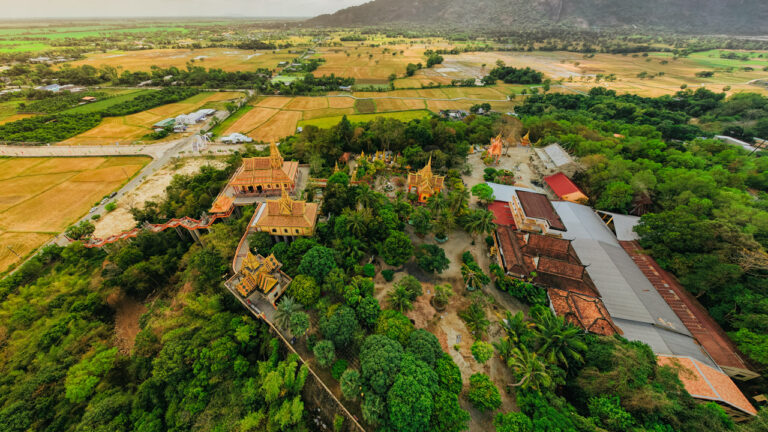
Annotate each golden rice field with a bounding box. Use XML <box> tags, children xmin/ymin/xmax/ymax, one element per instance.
<box><xmin>0</xmin><ymin>156</ymin><xmax>149</xmax><ymax>272</ymax></box>
<box><xmin>66</xmin><ymin>48</ymin><xmax>296</xmax><ymax>72</ymax></box>
<box><xmin>220</xmin><ymin>88</ymin><xmax>517</xmax><ymax>141</ymax></box>
<box><xmin>60</xmin><ymin>92</ymin><xmax>243</xmax><ymax>145</ymax></box>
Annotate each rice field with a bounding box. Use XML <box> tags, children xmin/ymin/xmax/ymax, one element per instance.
<box><xmin>299</xmin><ymin>110</ymin><xmax>433</xmax><ymax>129</ymax></box>
<box><xmin>66</xmin><ymin>48</ymin><xmax>297</xmax><ymax>72</ymax></box>
<box><xmin>60</xmin><ymin>91</ymin><xmax>243</xmax><ymax>145</ymax></box>
<box><xmin>0</xmin><ymin>156</ymin><xmax>149</xmax><ymax>273</ymax></box>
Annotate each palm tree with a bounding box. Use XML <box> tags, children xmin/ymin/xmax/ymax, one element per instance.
<box><xmin>387</xmin><ymin>285</ymin><xmax>413</xmax><ymax>313</ymax></box>
<box><xmin>506</xmin><ymin>345</ymin><xmax>552</xmax><ymax>391</ymax></box>
<box><xmin>274</xmin><ymin>296</ymin><xmax>302</xmax><ymax>329</ymax></box>
<box><xmin>356</xmin><ymin>185</ymin><xmax>379</xmax><ymax>209</ymax></box>
<box><xmin>434</xmin><ymin>208</ymin><xmax>455</xmax><ymax>239</ymax></box>
<box><xmin>461</xmin><ymin>264</ymin><xmax>483</xmax><ymax>291</ymax></box>
<box><xmin>427</xmin><ymin>192</ymin><xmax>447</xmax><ymax>214</ymax></box>
<box><xmin>343</xmin><ymin>208</ymin><xmax>372</xmax><ymax>238</ymax></box>
<box><xmin>463</xmin><ymin>209</ymin><xmax>496</xmax><ymax>238</ymax></box>
<box><xmin>459</xmin><ymin>302</ymin><xmax>490</xmax><ymax>340</ymax></box>
<box><xmin>499</xmin><ymin>311</ymin><xmax>535</xmax><ymax>344</ymax></box>
<box><xmin>447</xmin><ymin>186</ymin><xmax>470</xmax><ymax>214</ymax></box>
<box><xmin>532</xmin><ymin>310</ymin><xmax>587</xmax><ymax>370</ymax></box>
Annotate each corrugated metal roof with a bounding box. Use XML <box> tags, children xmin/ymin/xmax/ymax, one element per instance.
<box><xmin>487</xmin><ymin>182</ymin><xmax>536</xmax><ymax>202</ymax></box>
<box><xmin>551</xmin><ymin>201</ymin><xmax>716</xmax><ymax>368</ymax></box>
<box><xmin>600</xmin><ymin>211</ymin><xmax>641</xmax><ymax>241</ymax></box>
<box><xmin>543</xmin><ymin>143</ymin><xmax>574</xmax><ymax>167</ymax></box>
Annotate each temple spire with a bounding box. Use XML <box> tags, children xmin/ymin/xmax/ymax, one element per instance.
<box><xmin>521</xmin><ymin>131</ymin><xmax>531</xmax><ymax>147</ymax></box>
<box><xmin>269</xmin><ymin>141</ymin><xmax>283</xmax><ymax>169</ymax></box>
<box><xmin>278</xmin><ymin>185</ymin><xmax>292</xmax><ymax>215</ymax></box>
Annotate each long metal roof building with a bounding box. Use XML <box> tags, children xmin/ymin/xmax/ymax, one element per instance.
<box><xmin>551</xmin><ymin>201</ymin><xmax>717</xmax><ymax>368</ymax></box>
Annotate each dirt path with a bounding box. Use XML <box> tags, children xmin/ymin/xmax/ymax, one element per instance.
<box><xmin>108</xmin><ymin>290</ymin><xmax>147</xmax><ymax>354</ymax></box>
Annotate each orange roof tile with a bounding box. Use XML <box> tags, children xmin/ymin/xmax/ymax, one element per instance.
<box><xmin>256</xmin><ymin>190</ymin><xmax>319</xmax><ymax>229</ymax></box>
<box><xmin>548</xmin><ymin>288</ymin><xmax>621</xmax><ymax>336</ymax></box>
<box><xmin>210</xmin><ymin>194</ymin><xmax>235</xmax><ymax>214</ymax></box>
<box><xmin>657</xmin><ymin>355</ymin><xmax>757</xmax><ymax>417</ymax></box>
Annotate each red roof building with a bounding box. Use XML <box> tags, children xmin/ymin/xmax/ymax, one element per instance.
<box><xmin>548</xmin><ymin>288</ymin><xmax>621</xmax><ymax>336</ymax></box>
<box><xmin>657</xmin><ymin>355</ymin><xmax>757</xmax><ymax>422</ymax></box>
<box><xmin>543</xmin><ymin>172</ymin><xmax>588</xmax><ymax>204</ymax></box>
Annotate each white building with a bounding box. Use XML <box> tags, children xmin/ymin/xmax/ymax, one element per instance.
<box><xmin>221</xmin><ymin>133</ymin><xmax>253</xmax><ymax>144</ymax></box>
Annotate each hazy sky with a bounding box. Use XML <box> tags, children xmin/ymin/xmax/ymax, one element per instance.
<box><xmin>3</xmin><ymin>0</ymin><xmax>369</xmax><ymax>19</ymax></box>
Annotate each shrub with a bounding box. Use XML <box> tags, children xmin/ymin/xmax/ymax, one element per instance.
<box><xmin>331</xmin><ymin>359</ymin><xmax>349</xmax><ymax>380</ymax></box>
<box><xmin>314</xmin><ymin>340</ymin><xmax>336</xmax><ymax>368</ymax></box>
<box><xmin>362</xmin><ymin>263</ymin><xmax>376</xmax><ymax>277</ymax></box>
<box><xmin>382</xmin><ymin>269</ymin><xmax>395</xmax><ymax>281</ymax></box>
<box><xmin>467</xmin><ymin>373</ymin><xmax>502</xmax><ymax>412</ymax></box>
<box><xmin>104</xmin><ymin>202</ymin><xmax>117</xmax><ymax>212</ymax></box>
<box><xmin>415</xmin><ymin>244</ymin><xmax>450</xmax><ymax>274</ymax></box>
<box><xmin>340</xmin><ymin>369</ymin><xmax>361</xmax><ymax>401</ymax></box>
<box><xmin>471</xmin><ymin>341</ymin><xmax>494</xmax><ymax>364</ymax></box>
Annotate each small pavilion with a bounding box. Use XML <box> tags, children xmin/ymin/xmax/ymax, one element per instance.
<box><xmin>407</xmin><ymin>156</ymin><xmax>445</xmax><ymax>203</ymax></box>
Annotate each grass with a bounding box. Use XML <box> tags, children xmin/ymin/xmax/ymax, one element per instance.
<box><xmin>299</xmin><ymin>110</ymin><xmax>432</xmax><ymax>128</ymax></box>
<box><xmin>210</xmin><ymin>105</ymin><xmax>253</xmax><ymax>136</ymax></box>
<box><xmin>62</xmin><ymin>89</ymin><xmax>155</xmax><ymax>114</ymax></box>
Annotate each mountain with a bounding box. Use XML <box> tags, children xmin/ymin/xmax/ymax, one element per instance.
<box><xmin>307</xmin><ymin>0</ymin><xmax>768</xmax><ymax>34</ymax></box>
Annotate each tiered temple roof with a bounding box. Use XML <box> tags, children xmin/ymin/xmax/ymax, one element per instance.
<box><xmin>236</xmin><ymin>252</ymin><xmax>287</xmax><ymax>298</ymax></box>
<box><xmin>407</xmin><ymin>156</ymin><xmax>445</xmax><ymax>198</ymax></box>
<box><xmin>230</xmin><ymin>141</ymin><xmax>299</xmax><ymax>188</ymax></box>
<box><xmin>489</xmin><ymin>133</ymin><xmax>503</xmax><ymax>160</ymax></box>
<box><xmin>255</xmin><ymin>187</ymin><xmax>319</xmax><ymax>230</ymax></box>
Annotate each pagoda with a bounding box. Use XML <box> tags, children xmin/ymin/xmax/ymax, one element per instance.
<box><xmin>233</xmin><ymin>252</ymin><xmax>291</xmax><ymax>306</ymax></box>
<box><xmin>253</xmin><ymin>186</ymin><xmax>319</xmax><ymax>238</ymax></box>
<box><xmin>520</xmin><ymin>131</ymin><xmax>531</xmax><ymax>147</ymax></box>
<box><xmin>488</xmin><ymin>133</ymin><xmax>504</xmax><ymax>163</ymax></box>
<box><xmin>228</xmin><ymin>141</ymin><xmax>299</xmax><ymax>196</ymax></box>
<box><xmin>407</xmin><ymin>156</ymin><xmax>445</xmax><ymax>203</ymax></box>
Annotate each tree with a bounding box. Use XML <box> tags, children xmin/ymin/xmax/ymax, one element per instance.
<box><xmin>467</xmin><ymin>373</ymin><xmax>502</xmax><ymax>412</ymax></box>
<box><xmin>298</xmin><ymin>246</ymin><xmax>337</xmax><ymax>282</ymax></box>
<box><xmin>595</xmin><ymin>181</ymin><xmax>634</xmax><ymax>213</ymax></box>
<box><xmin>381</xmin><ymin>231</ymin><xmax>413</xmax><ymax>266</ymax></box>
<box><xmin>360</xmin><ymin>334</ymin><xmax>405</xmax><ymax>395</ymax></box>
<box><xmin>463</xmin><ymin>209</ymin><xmax>496</xmax><ymax>238</ymax></box>
<box><xmin>248</xmin><ymin>231</ymin><xmax>274</xmax><ymax>255</ymax></box>
<box><xmin>340</xmin><ymin>369</ymin><xmax>362</xmax><ymax>401</ymax></box>
<box><xmin>471</xmin><ymin>341</ymin><xmax>494</xmax><ymax>364</ymax></box>
<box><xmin>375</xmin><ymin>309</ymin><xmax>414</xmax><ymax>346</ymax></box>
<box><xmin>407</xmin><ymin>329</ymin><xmax>443</xmax><ymax>367</ymax></box>
<box><xmin>387</xmin><ymin>355</ymin><xmax>438</xmax><ymax>432</ymax></box>
<box><xmin>494</xmin><ymin>412</ymin><xmax>533</xmax><ymax>432</ymax></box>
<box><xmin>587</xmin><ymin>396</ymin><xmax>634</xmax><ymax>432</ymax></box>
<box><xmin>409</xmin><ymin>206</ymin><xmax>434</xmax><ymax>236</ymax></box>
<box><xmin>396</xmin><ymin>275</ymin><xmax>423</xmax><ymax>299</ymax></box>
<box><xmin>313</xmin><ymin>340</ymin><xmax>336</xmax><ymax>368</ymax></box>
<box><xmin>275</xmin><ymin>296</ymin><xmax>302</xmax><ymax>330</ymax></box>
<box><xmin>432</xmin><ymin>283</ymin><xmax>454</xmax><ymax>309</ymax></box>
<box><xmin>506</xmin><ymin>345</ymin><xmax>552</xmax><ymax>391</ymax></box>
<box><xmin>65</xmin><ymin>220</ymin><xmax>95</xmax><ymax>240</ymax></box>
<box><xmin>459</xmin><ymin>302</ymin><xmax>490</xmax><ymax>340</ymax></box>
<box><xmin>65</xmin><ymin>347</ymin><xmax>118</xmax><ymax>403</ymax></box>
<box><xmin>355</xmin><ymin>295</ymin><xmax>381</xmax><ymax>328</ymax></box>
<box><xmin>531</xmin><ymin>308</ymin><xmax>587</xmax><ymax>370</ymax></box>
<box><xmin>287</xmin><ymin>275</ymin><xmax>320</xmax><ymax>307</ymax></box>
<box><xmin>471</xmin><ymin>183</ymin><xmax>495</xmax><ymax>205</ymax></box>
<box><xmin>289</xmin><ymin>311</ymin><xmax>310</xmax><ymax>338</ymax></box>
<box><xmin>415</xmin><ymin>244</ymin><xmax>450</xmax><ymax>274</ymax></box>
<box><xmin>387</xmin><ymin>284</ymin><xmax>413</xmax><ymax>313</ymax></box>
<box><xmin>320</xmin><ymin>306</ymin><xmax>359</xmax><ymax>349</ymax></box>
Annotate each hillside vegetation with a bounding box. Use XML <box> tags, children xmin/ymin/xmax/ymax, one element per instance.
<box><xmin>309</xmin><ymin>0</ymin><xmax>768</xmax><ymax>34</ymax></box>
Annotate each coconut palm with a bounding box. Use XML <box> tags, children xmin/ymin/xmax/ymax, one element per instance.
<box><xmin>274</xmin><ymin>296</ymin><xmax>302</xmax><ymax>330</ymax></box>
<box><xmin>387</xmin><ymin>285</ymin><xmax>413</xmax><ymax>313</ymax></box>
<box><xmin>532</xmin><ymin>310</ymin><xmax>588</xmax><ymax>370</ymax></box>
<box><xmin>355</xmin><ymin>185</ymin><xmax>379</xmax><ymax>209</ymax></box>
<box><xmin>499</xmin><ymin>311</ymin><xmax>535</xmax><ymax>344</ymax></box>
<box><xmin>506</xmin><ymin>345</ymin><xmax>552</xmax><ymax>391</ymax></box>
<box><xmin>461</xmin><ymin>264</ymin><xmax>483</xmax><ymax>291</ymax></box>
<box><xmin>343</xmin><ymin>207</ymin><xmax>372</xmax><ymax>238</ymax></box>
<box><xmin>447</xmin><ymin>186</ymin><xmax>470</xmax><ymax>214</ymax></box>
<box><xmin>459</xmin><ymin>302</ymin><xmax>490</xmax><ymax>340</ymax></box>
<box><xmin>427</xmin><ymin>192</ymin><xmax>448</xmax><ymax>214</ymax></box>
<box><xmin>463</xmin><ymin>209</ymin><xmax>496</xmax><ymax>238</ymax></box>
